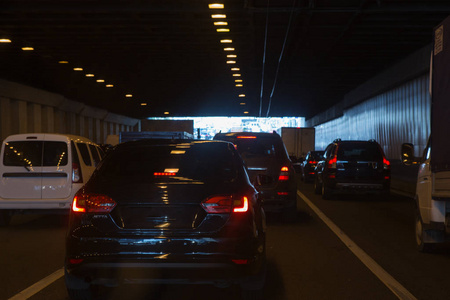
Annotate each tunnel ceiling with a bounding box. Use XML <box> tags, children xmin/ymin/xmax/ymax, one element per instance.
<box><xmin>0</xmin><ymin>0</ymin><xmax>449</xmax><ymax>119</ymax></box>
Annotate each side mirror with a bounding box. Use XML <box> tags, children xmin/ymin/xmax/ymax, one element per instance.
<box><xmin>401</xmin><ymin>143</ymin><xmax>416</xmax><ymax>166</ymax></box>
<box><xmin>254</xmin><ymin>174</ymin><xmax>272</xmax><ymax>186</ymax></box>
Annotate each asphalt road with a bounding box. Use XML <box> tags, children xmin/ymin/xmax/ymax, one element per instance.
<box><xmin>2</xmin><ymin>178</ymin><xmax>450</xmax><ymax>300</ymax></box>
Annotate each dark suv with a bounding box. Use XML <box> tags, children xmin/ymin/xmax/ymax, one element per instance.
<box><xmin>65</xmin><ymin>139</ymin><xmax>266</xmax><ymax>300</ymax></box>
<box><xmin>213</xmin><ymin>132</ymin><xmax>297</xmax><ymax>220</ymax></box>
<box><xmin>314</xmin><ymin>139</ymin><xmax>390</xmax><ymax>199</ymax></box>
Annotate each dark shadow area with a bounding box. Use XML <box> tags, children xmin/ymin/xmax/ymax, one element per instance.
<box><xmin>265</xmin><ymin>209</ymin><xmax>313</xmax><ymax>226</ymax></box>
<box><xmin>7</xmin><ymin>213</ymin><xmax>69</xmax><ymax>230</ymax></box>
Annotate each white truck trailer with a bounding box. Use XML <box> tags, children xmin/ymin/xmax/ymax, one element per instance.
<box><xmin>277</xmin><ymin>127</ymin><xmax>315</xmax><ymax>161</ymax></box>
<box><xmin>401</xmin><ymin>16</ymin><xmax>450</xmax><ymax>252</ymax></box>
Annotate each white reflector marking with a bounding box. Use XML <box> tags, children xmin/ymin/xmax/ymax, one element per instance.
<box><xmin>297</xmin><ymin>190</ymin><xmax>417</xmax><ymax>300</ymax></box>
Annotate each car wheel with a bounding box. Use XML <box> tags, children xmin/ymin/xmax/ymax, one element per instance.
<box><xmin>322</xmin><ymin>182</ymin><xmax>331</xmax><ymax>200</ymax></box>
<box><xmin>65</xmin><ymin>267</ymin><xmax>93</xmax><ymax>300</ymax></box>
<box><xmin>314</xmin><ymin>177</ymin><xmax>321</xmax><ymax>194</ymax></box>
<box><xmin>415</xmin><ymin>211</ymin><xmax>435</xmax><ymax>253</ymax></box>
<box><xmin>240</xmin><ymin>262</ymin><xmax>266</xmax><ymax>300</ymax></box>
<box><xmin>0</xmin><ymin>210</ymin><xmax>12</xmax><ymax>227</ymax></box>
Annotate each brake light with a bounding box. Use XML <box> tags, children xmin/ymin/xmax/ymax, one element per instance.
<box><xmin>308</xmin><ymin>160</ymin><xmax>317</xmax><ymax>164</ymax></box>
<box><xmin>68</xmin><ymin>258</ymin><xmax>84</xmax><ymax>265</ymax></box>
<box><xmin>71</xmin><ymin>192</ymin><xmax>116</xmax><ymax>213</ymax></box>
<box><xmin>154</xmin><ymin>172</ymin><xmax>177</xmax><ymax>176</ymax></box>
<box><xmin>232</xmin><ymin>259</ymin><xmax>249</xmax><ymax>265</ymax></box>
<box><xmin>383</xmin><ymin>157</ymin><xmax>390</xmax><ymax>170</ymax></box>
<box><xmin>201</xmin><ymin>195</ymin><xmax>249</xmax><ymax>214</ymax></box>
<box><xmin>72</xmin><ymin>162</ymin><xmax>83</xmax><ymax>183</ymax></box>
<box><xmin>237</xmin><ymin>136</ymin><xmax>256</xmax><ymax>139</ymax></box>
<box><xmin>278</xmin><ymin>166</ymin><xmax>290</xmax><ymax>181</ymax></box>
<box><xmin>328</xmin><ymin>157</ymin><xmax>337</xmax><ymax>169</ymax></box>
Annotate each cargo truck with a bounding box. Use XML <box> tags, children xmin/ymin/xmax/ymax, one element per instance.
<box><xmin>401</xmin><ymin>16</ymin><xmax>450</xmax><ymax>252</ymax></box>
<box><xmin>277</xmin><ymin>127</ymin><xmax>315</xmax><ymax>172</ymax></box>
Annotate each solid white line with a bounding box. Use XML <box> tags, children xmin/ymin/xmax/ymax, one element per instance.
<box><xmin>8</xmin><ymin>268</ymin><xmax>64</xmax><ymax>300</ymax></box>
<box><xmin>297</xmin><ymin>190</ymin><xmax>417</xmax><ymax>300</ymax></box>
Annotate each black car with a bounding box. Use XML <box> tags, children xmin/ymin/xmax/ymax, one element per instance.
<box><xmin>213</xmin><ymin>132</ymin><xmax>297</xmax><ymax>220</ymax></box>
<box><xmin>300</xmin><ymin>151</ymin><xmax>325</xmax><ymax>182</ymax></box>
<box><xmin>65</xmin><ymin>139</ymin><xmax>266</xmax><ymax>300</ymax></box>
<box><xmin>314</xmin><ymin>139</ymin><xmax>390</xmax><ymax>199</ymax></box>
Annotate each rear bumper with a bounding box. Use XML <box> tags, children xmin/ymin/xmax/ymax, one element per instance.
<box><xmin>258</xmin><ymin>191</ymin><xmax>297</xmax><ymax>212</ymax></box>
<box><xmin>325</xmin><ymin>179</ymin><xmax>390</xmax><ymax>194</ymax></box>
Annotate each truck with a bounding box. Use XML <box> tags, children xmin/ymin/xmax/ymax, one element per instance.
<box><xmin>401</xmin><ymin>16</ymin><xmax>450</xmax><ymax>252</ymax></box>
<box><xmin>277</xmin><ymin>127</ymin><xmax>315</xmax><ymax>161</ymax></box>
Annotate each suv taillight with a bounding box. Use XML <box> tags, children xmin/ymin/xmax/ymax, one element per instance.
<box><xmin>201</xmin><ymin>195</ymin><xmax>249</xmax><ymax>214</ymax></box>
<box><xmin>383</xmin><ymin>157</ymin><xmax>390</xmax><ymax>170</ymax></box>
<box><xmin>278</xmin><ymin>166</ymin><xmax>290</xmax><ymax>181</ymax></box>
<box><xmin>72</xmin><ymin>162</ymin><xmax>83</xmax><ymax>183</ymax></box>
<box><xmin>72</xmin><ymin>192</ymin><xmax>116</xmax><ymax>213</ymax></box>
<box><xmin>328</xmin><ymin>157</ymin><xmax>337</xmax><ymax>169</ymax></box>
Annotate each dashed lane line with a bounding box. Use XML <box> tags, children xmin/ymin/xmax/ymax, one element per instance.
<box><xmin>8</xmin><ymin>268</ymin><xmax>64</xmax><ymax>300</ymax></box>
<box><xmin>297</xmin><ymin>190</ymin><xmax>417</xmax><ymax>300</ymax></box>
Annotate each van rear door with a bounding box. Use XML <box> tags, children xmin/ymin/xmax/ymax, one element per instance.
<box><xmin>0</xmin><ymin>139</ymin><xmax>44</xmax><ymax>199</ymax></box>
<box><xmin>41</xmin><ymin>137</ymin><xmax>72</xmax><ymax>199</ymax></box>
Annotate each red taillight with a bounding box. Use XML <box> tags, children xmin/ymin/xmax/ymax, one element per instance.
<box><xmin>384</xmin><ymin>175</ymin><xmax>390</xmax><ymax>180</ymax></box>
<box><xmin>383</xmin><ymin>157</ymin><xmax>390</xmax><ymax>170</ymax></box>
<box><xmin>232</xmin><ymin>259</ymin><xmax>249</xmax><ymax>265</ymax></box>
<box><xmin>201</xmin><ymin>195</ymin><xmax>249</xmax><ymax>214</ymax></box>
<box><xmin>68</xmin><ymin>258</ymin><xmax>84</xmax><ymax>265</ymax></box>
<box><xmin>278</xmin><ymin>166</ymin><xmax>290</xmax><ymax>181</ymax></box>
<box><xmin>237</xmin><ymin>136</ymin><xmax>256</xmax><ymax>139</ymax></box>
<box><xmin>277</xmin><ymin>192</ymin><xmax>289</xmax><ymax>196</ymax></box>
<box><xmin>328</xmin><ymin>157</ymin><xmax>337</xmax><ymax>169</ymax></box>
<box><xmin>308</xmin><ymin>160</ymin><xmax>317</xmax><ymax>164</ymax></box>
<box><xmin>71</xmin><ymin>192</ymin><xmax>117</xmax><ymax>213</ymax></box>
<box><xmin>72</xmin><ymin>162</ymin><xmax>83</xmax><ymax>183</ymax></box>
<box><xmin>154</xmin><ymin>172</ymin><xmax>177</xmax><ymax>176</ymax></box>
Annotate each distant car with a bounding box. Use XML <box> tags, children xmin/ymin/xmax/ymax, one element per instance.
<box><xmin>314</xmin><ymin>139</ymin><xmax>390</xmax><ymax>199</ymax></box>
<box><xmin>213</xmin><ymin>132</ymin><xmax>297</xmax><ymax>220</ymax></box>
<box><xmin>65</xmin><ymin>139</ymin><xmax>267</xmax><ymax>300</ymax></box>
<box><xmin>300</xmin><ymin>151</ymin><xmax>325</xmax><ymax>182</ymax></box>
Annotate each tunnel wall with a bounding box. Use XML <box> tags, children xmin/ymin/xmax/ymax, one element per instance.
<box><xmin>0</xmin><ymin>79</ymin><xmax>140</xmax><ymax>144</ymax></box>
<box><xmin>307</xmin><ymin>45</ymin><xmax>432</xmax><ymax>161</ymax></box>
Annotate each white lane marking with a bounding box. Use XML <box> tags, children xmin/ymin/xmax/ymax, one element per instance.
<box><xmin>8</xmin><ymin>268</ymin><xmax>64</xmax><ymax>300</ymax></box>
<box><xmin>297</xmin><ymin>190</ymin><xmax>417</xmax><ymax>300</ymax></box>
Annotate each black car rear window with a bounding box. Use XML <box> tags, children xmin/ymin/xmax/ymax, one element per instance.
<box><xmin>3</xmin><ymin>141</ymin><xmax>68</xmax><ymax>167</ymax></box>
<box><xmin>225</xmin><ymin>136</ymin><xmax>285</xmax><ymax>159</ymax></box>
<box><xmin>337</xmin><ymin>142</ymin><xmax>382</xmax><ymax>161</ymax></box>
<box><xmin>97</xmin><ymin>143</ymin><xmax>238</xmax><ymax>183</ymax></box>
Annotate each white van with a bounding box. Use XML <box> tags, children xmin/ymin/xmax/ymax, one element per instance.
<box><xmin>0</xmin><ymin>133</ymin><xmax>104</xmax><ymax>225</ymax></box>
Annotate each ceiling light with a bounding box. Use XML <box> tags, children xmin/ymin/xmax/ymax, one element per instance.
<box><xmin>236</xmin><ymin>84</ymin><xmax>243</xmax><ymax>87</ymax></box>
<box><xmin>211</xmin><ymin>14</ymin><xmax>226</xmax><ymax>19</ymax></box>
<box><xmin>214</xmin><ymin>21</ymin><xmax>228</xmax><ymax>26</ymax></box>
<box><xmin>0</xmin><ymin>39</ymin><xmax>11</xmax><ymax>43</ymax></box>
<box><xmin>231</xmin><ymin>67</ymin><xmax>240</xmax><ymax>71</ymax></box>
<box><xmin>126</xmin><ymin>94</ymin><xmax>133</xmax><ymax>98</ymax></box>
<box><xmin>85</xmin><ymin>74</ymin><xmax>95</xmax><ymax>77</ymax></box>
<box><xmin>73</xmin><ymin>67</ymin><xmax>83</xmax><ymax>71</ymax></box>
<box><xmin>58</xmin><ymin>60</ymin><xmax>69</xmax><ymax>64</ymax></box>
<box><xmin>224</xmin><ymin>47</ymin><xmax>235</xmax><ymax>51</ymax></box>
<box><xmin>227</xmin><ymin>54</ymin><xmax>237</xmax><ymax>58</ymax></box>
<box><xmin>244</xmin><ymin>111</ymin><xmax>249</xmax><ymax>114</ymax></box>
<box><xmin>235</xmin><ymin>79</ymin><xmax>243</xmax><ymax>82</ymax></box>
<box><xmin>226</xmin><ymin>60</ymin><xmax>236</xmax><ymax>64</ymax></box>
<box><xmin>209</xmin><ymin>3</ymin><xmax>224</xmax><ymax>9</ymax></box>
<box><xmin>217</xmin><ymin>28</ymin><xmax>230</xmax><ymax>32</ymax></box>
<box><xmin>141</xmin><ymin>103</ymin><xmax>147</xmax><ymax>106</ymax></box>
<box><xmin>22</xmin><ymin>47</ymin><xmax>34</xmax><ymax>51</ymax></box>
<box><xmin>239</xmin><ymin>94</ymin><xmax>246</xmax><ymax>97</ymax></box>
<box><xmin>233</xmin><ymin>74</ymin><xmax>241</xmax><ymax>77</ymax></box>
<box><xmin>240</xmin><ymin>103</ymin><xmax>246</xmax><ymax>105</ymax></box>
<box><xmin>96</xmin><ymin>79</ymin><xmax>105</xmax><ymax>83</ymax></box>
<box><xmin>220</xmin><ymin>39</ymin><xmax>232</xmax><ymax>43</ymax></box>
<box><xmin>106</xmin><ymin>84</ymin><xmax>114</xmax><ymax>87</ymax></box>
<box><xmin>164</xmin><ymin>112</ymin><xmax>170</xmax><ymax>115</ymax></box>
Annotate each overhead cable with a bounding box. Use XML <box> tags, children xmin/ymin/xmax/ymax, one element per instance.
<box><xmin>259</xmin><ymin>0</ymin><xmax>270</xmax><ymax>117</ymax></box>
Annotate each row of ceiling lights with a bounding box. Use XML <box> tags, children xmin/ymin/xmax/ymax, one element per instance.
<box><xmin>209</xmin><ymin>3</ymin><xmax>249</xmax><ymax>115</ymax></box>
<box><xmin>0</xmin><ymin>38</ymin><xmax>171</xmax><ymax>115</ymax></box>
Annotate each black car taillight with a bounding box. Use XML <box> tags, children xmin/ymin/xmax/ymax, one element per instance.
<box><xmin>201</xmin><ymin>195</ymin><xmax>249</xmax><ymax>214</ymax></box>
<box><xmin>71</xmin><ymin>192</ymin><xmax>117</xmax><ymax>213</ymax></box>
<box><xmin>383</xmin><ymin>157</ymin><xmax>390</xmax><ymax>170</ymax></box>
<box><xmin>278</xmin><ymin>166</ymin><xmax>290</xmax><ymax>181</ymax></box>
<box><xmin>327</xmin><ymin>157</ymin><xmax>337</xmax><ymax>169</ymax></box>
<box><xmin>72</xmin><ymin>162</ymin><xmax>83</xmax><ymax>183</ymax></box>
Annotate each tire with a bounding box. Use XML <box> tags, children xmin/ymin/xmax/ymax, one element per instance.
<box><xmin>321</xmin><ymin>182</ymin><xmax>331</xmax><ymax>200</ymax></box>
<box><xmin>314</xmin><ymin>177</ymin><xmax>321</xmax><ymax>194</ymax></box>
<box><xmin>415</xmin><ymin>211</ymin><xmax>435</xmax><ymax>253</ymax></box>
<box><xmin>0</xmin><ymin>210</ymin><xmax>12</xmax><ymax>227</ymax></box>
<box><xmin>240</xmin><ymin>262</ymin><xmax>266</xmax><ymax>300</ymax></box>
<box><xmin>65</xmin><ymin>267</ymin><xmax>93</xmax><ymax>300</ymax></box>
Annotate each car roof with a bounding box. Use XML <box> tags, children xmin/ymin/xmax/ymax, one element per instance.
<box><xmin>115</xmin><ymin>139</ymin><xmax>231</xmax><ymax>149</ymax></box>
<box><xmin>214</xmin><ymin>132</ymin><xmax>280</xmax><ymax>138</ymax></box>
